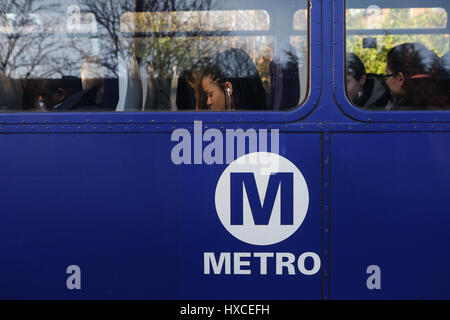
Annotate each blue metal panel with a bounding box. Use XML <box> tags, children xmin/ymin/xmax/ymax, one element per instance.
<box><xmin>330</xmin><ymin>133</ymin><xmax>450</xmax><ymax>299</ymax></box>
<box><xmin>0</xmin><ymin>132</ymin><xmax>322</xmax><ymax>299</ymax></box>
<box><xmin>0</xmin><ymin>134</ymin><xmax>181</xmax><ymax>299</ymax></box>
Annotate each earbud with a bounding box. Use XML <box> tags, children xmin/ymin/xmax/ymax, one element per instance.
<box><xmin>226</xmin><ymin>87</ymin><xmax>232</xmax><ymax>110</ymax></box>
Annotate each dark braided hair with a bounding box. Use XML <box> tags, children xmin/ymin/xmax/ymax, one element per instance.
<box><xmin>201</xmin><ymin>48</ymin><xmax>267</xmax><ymax>110</ymax></box>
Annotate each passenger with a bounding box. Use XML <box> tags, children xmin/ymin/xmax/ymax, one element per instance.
<box><xmin>37</xmin><ymin>76</ymin><xmax>99</xmax><ymax>112</ymax></box>
<box><xmin>441</xmin><ymin>51</ymin><xmax>450</xmax><ymax>79</ymax></box>
<box><xmin>180</xmin><ymin>57</ymin><xmax>210</xmax><ymax>110</ymax></box>
<box><xmin>200</xmin><ymin>48</ymin><xmax>267</xmax><ymax>110</ymax></box>
<box><xmin>269</xmin><ymin>45</ymin><xmax>301</xmax><ymax>110</ymax></box>
<box><xmin>0</xmin><ymin>76</ymin><xmax>23</xmax><ymax>111</ymax></box>
<box><xmin>346</xmin><ymin>53</ymin><xmax>390</xmax><ymax>108</ymax></box>
<box><xmin>384</xmin><ymin>43</ymin><xmax>450</xmax><ymax>110</ymax></box>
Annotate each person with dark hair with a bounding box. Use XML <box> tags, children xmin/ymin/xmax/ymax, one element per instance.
<box><xmin>346</xmin><ymin>53</ymin><xmax>390</xmax><ymax>108</ymax></box>
<box><xmin>384</xmin><ymin>43</ymin><xmax>450</xmax><ymax>110</ymax></box>
<box><xmin>269</xmin><ymin>45</ymin><xmax>301</xmax><ymax>110</ymax></box>
<box><xmin>200</xmin><ymin>48</ymin><xmax>267</xmax><ymax>110</ymax></box>
<box><xmin>0</xmin><ymin>76</ymin><xmax>23</xmax><ymax>111</ymax></box>
<box><xmin>37</xmin><ymin>76</ymin><xmax>100</xmax><ymax>112</ymax></box>
<box><xmin>441</xmin><ymin>51</ymin><xmax>450</xmax><ymax>79</ymax></box>
<box><xmin>179</xmin><ymin>57</ymin><xmax>210</xmax><ymax>110</ymax></box>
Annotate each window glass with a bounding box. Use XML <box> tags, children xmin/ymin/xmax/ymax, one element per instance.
<box><xmin>345</xmin><ymin>1</ymin><xmax>450</xmax><ymax>110</ymax></box>
<box><xmin>121</xmin><ymin>11</ymin><xmax>270</xmax><ymax>32</ymax></box>
<box><xmin>347</xmin><ymin>8</ymin><xmax>447</xmax><ymax>29</ymax></box>
<box><xmin>293</xmin><ymin>9</ymin><xmax>308</xmax><ymax>30</ymax></box>
<box><xmin>292</xmin><ymin>9</ymin><xmax>308</xmax><ymax>101</ymax></box>
<box><xmin>0</xmin><ymin>0</ymin><xmax>309</xmax><ymax>113</ymax></box>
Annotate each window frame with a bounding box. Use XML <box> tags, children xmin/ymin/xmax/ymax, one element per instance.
<box><xmin>0</xmin><ymin>0</ymin><xmax>320</xmax><ymax>125</ymax></box>
<box><xmin>334</xmin><ymin>0</ymin><xmax>450</xmax><ymax>123</ymax></box>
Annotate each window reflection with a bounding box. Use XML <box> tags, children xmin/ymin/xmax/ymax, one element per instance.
<box><xmin>346</xmin><ymin>7</ymin><xmax>447</xmax><ymax>29</ymax></box>
<box><xmin>345</xmin><ymin>1</ymin><xmax>450</xmax><ymax>110</ymax></box>
<box><xmin>293</xmin><ymin>10</ymin><xmax>307</xmax><ymax>30</ymax></box>
<box><xmin>121</xmin><ymin>10</ymin><xmax>270</xmax><ymax>32</ymax></box>
<box><xmin>0</xmin><ymin>0</ymin><xmax>309</xmax><ymax>112</ymax></box>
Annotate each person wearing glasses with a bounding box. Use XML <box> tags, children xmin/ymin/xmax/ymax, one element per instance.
<box><xmin>384</xmin><ymin>42</ymin><xmax>450</xmax><ymax>110</ymax></box>
<box><xmin>346</xmin><ymin>53</ymin><xmax>391</xmax><ymax>109</ymax></box>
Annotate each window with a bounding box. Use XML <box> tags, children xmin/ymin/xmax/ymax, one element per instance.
<box><xmin>345</xmin><ymin>1</ymin><xmax>450</xmax><ymax>110</ymax></box>
<box><xmin>292</xmin><ymin>9</ymin><xmax>308</xmax><ymax>106</ymax></box>
<box><xmin>0</xmin><ymin>0</ymin><xmax>309</xmax><ymax>113</ymax></box>
<box><xmin>120</xmin><ymin>11</ymin><xmax>271</xmax><ymax>32</ymax></box>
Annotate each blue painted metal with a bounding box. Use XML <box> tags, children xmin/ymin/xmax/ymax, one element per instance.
<box><xmin>322</xmin><ymin>132</ymin><xmax>331</xmax><ymax>299</ymax></box>
<box><xmin>0</xmin><ymin>133</ymin><xmax>322</xmax><ymax>299</ymax></box>
<box><xmin>330</xmin><ymin>133</ymin><xmax>450</xmax><ymax>299</ymax></box>
<box><xmin>0</xmin><ymin>0</ymin><xmax>449</xmax><ymax>300</ymax></box>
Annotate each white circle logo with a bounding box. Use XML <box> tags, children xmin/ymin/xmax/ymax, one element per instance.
<box><xmin>215</xmin><ymin>152</ymin><xmax>309</xmax><ymax>246</ymax></box>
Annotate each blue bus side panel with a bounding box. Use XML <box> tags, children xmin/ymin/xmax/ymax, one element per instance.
<box><xmin>0</xmin><ymin>133</ymin><xmax>182</xmax><ymax>299</ymax></box>
<box><xmin>0</xmin><ymin>132</ymin><xmax>322</xmax><ymax>299</ymax></box>
<box><xmin>177</xmin><ymin>133</ymin><xmax>322</xmax><ymax>299</ymax></box>
<box><xmin>330</xmin><ymin>132</ymin><xmax>450</xmax><ymax>299</ymax></box>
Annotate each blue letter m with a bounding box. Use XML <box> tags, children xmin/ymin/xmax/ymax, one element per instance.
<box><xmin>230</xmin><ymin>172</ymin><xmax>294</xmax><ymax>225</ymax></box>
